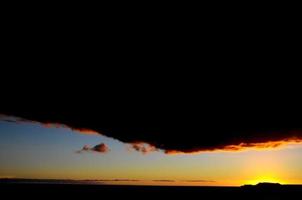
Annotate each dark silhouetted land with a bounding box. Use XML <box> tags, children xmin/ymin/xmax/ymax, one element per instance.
<box><xmin>1</xmin><ymin>179</ymin><xmax>302</xmax><ymax>199</ymax></box>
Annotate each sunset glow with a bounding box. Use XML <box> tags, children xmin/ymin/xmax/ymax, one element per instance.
<box><xmin>1</xmin><ymin>120</ymin><xmax>302</xmax><ymax>186</ymax></box>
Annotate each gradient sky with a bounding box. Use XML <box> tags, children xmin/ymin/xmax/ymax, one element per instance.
<box><xmin>1</xmin><ymin>120</ymin><xmax>302</xmax><ymax>186</ymax></box>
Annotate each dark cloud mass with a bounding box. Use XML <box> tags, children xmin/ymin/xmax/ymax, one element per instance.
<box><xmin>1</xmin><ymin>106</ymin><xmax>302</xmax><ymax>153</ymax></box>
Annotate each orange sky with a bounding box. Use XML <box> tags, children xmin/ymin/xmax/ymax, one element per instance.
<box><xmin>1</xmin><ymin>120</ymin><xmax>302</xmax><ymax>186</ymax></box>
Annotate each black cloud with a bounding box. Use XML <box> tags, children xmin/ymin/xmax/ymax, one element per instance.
<box><xmin>1</xmin><ymin>104</ymin><xmax>302</xmax><ymax>153</ymax></box>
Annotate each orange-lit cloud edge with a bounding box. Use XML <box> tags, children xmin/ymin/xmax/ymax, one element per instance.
<box><xmin>0</xmin><ymin>114</ymin><xmax>99</xmax><ymax>135</ymax></box>
<box><xmin>2</xmin><ymin>114</ymin><xmax>302</xmax><ymax>155</ymax></box>
<box><xmin>165</xmin><ymin>138</ymin><xmax>302</xmax><ymax>155</ymax></box>
<box><xmin>43</xmin><ymin>123</ymin><xmax>99</xmax><ymax>135</ymax></box>
<box><xmin>75</xmin><ymin>126</ymin><xmax>302</xmax><ymax>155</ymax></box>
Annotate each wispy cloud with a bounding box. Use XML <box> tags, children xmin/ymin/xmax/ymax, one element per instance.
<box><xmin>77</xmin><ymin>143</ymin><xmax>110</xmax><ymax>154</ymax></box>
<box><xmin>128</xmin><ymin>142</ymin><xmax>158</xmax><ymax>154</ymax></box>
<box><xmin>0</xmin><ymin>175</ymin><xmax>16</xmax><ymax>179</ymax></box>
<box><xmin>182</xmin><ymin>180</ymin><xmax>216</xmax><ymax>183</ymax></box>
<box><xmin>89</xmin><ymin>179</ymin><xmax>141</xmax><ymax>182</ymax></box>
<box><xmin>152</xmin><ymin>180</ymin><xmax>176</xmax><ymax>182</ymax></box>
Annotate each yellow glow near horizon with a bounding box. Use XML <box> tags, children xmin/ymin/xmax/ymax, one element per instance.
<box><xmin>246</xmin><ymin>175</ymin><xmax>286</xmax><ymax>185</ymax></box>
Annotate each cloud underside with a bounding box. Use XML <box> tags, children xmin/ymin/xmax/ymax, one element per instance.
<box><xmin>1</xmin><ymin>111</ymin><xmax>302</xmax><ymax>154</ymax></box>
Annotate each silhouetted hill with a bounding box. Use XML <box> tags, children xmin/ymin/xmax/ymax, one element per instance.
<box><xmin>242</xmin><ymin>182</ymin><xmax>282</xmax><ymax>189</ymax></box>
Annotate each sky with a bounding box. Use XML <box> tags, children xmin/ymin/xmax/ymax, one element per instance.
<box><xmin>1</xmin><ymin>119</ymin><xmax>302</xmax><ymax>186</ymax></box>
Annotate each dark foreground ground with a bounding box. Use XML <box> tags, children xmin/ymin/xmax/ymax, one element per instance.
<box><xmin>1</xmin><ymin>183</ymin><xmax>302</xmax><ymax>199</ymax></box>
